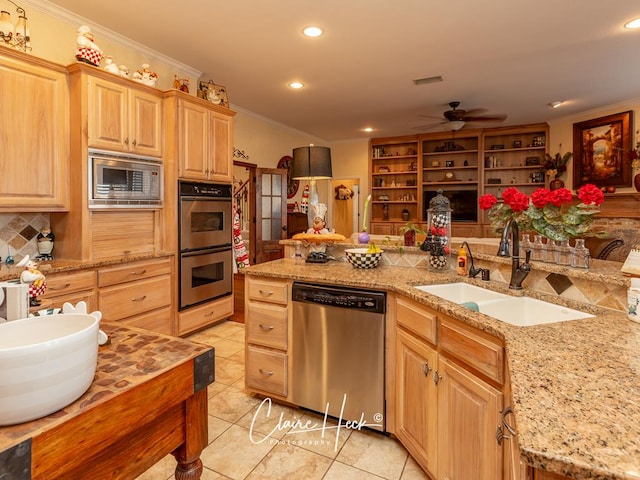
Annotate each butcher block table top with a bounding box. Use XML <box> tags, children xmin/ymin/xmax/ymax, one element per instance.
<box><xmin>0</xmin><ymin>322</ymin><xmax>214</xmax><ymax>480</ymax></box>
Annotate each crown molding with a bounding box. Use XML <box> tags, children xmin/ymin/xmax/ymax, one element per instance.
<box><xmin>21</xmin><ymin>0</ymin><xmax>201</xmax><ymax>79</ymax></box>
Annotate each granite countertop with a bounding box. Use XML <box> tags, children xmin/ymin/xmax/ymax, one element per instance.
<box><xmin>0</xmin><ymin>252</ymin><xmax>174</xmax><ymax>283</ymax></box>
<box><xmin>243</xmin><ymin>259</ymin><xmax>640</xmax><ymax>480</ymax></box>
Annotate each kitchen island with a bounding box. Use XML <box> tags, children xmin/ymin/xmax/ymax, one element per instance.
<box><xmin>0</xmin><ymin>322</ymin><xmax>214</xmax><ymax>480</ymax></box>
<box><xmin>243</xmin><ymin>256</ymin><xmax>639</xmax><ymax>480</ymax></box>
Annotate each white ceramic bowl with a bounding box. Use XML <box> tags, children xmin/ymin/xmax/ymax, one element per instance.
<box><xmin>345</xmin><ymin>248</ymin><xmax>383</xmax><ymax>269</ymax></box>
<box><xmin>0</xmin><ymin>313</ymin><xmax>100</xmax><ymax>426</ymax></box>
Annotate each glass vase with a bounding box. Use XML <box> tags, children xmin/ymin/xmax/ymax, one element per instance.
<box><xmin>426</xmin><ymin>190</ymin><xmax>451</xmax><ymax>272</ymax></box>
<box><xmin>572</xmin><ymin>239</ymin><xmax>590</xmax><ymax>269</ymax></box>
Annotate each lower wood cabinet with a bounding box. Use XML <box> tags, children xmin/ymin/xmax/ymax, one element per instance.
<box><xmin>98</xmin><ymin>257</ymin><xmax>174</xmax><ymax>335</ymax></box>
<box><xmin>39</xmin><ymin>269</ymin><xmax>97</xmax><ymax>312</ymax></box>
<box><xmin>177</xmin><ymin>295</ymin><xmax>233</xmax><ymax>336</ymax></box>
<box><xmin>391</xmin><ymin>294</ymin><xmax>504</xmax><ymax>480</ymax></box>
<box><xmin>244</xmin><ymin>276</ymin><xmax>291</xmax><ymax>401</ymax></box>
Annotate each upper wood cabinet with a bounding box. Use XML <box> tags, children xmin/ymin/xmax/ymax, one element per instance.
<box><xmin>0</xmin><ymin>47</ymin><xmax>69</xmax><ymax>211</ymax></box>
<box><xmin>87</xmin><ymin>74</ymin><xmax>162</xmax><ymax>157</ymax></box>
<box><xmin>164</xmin><ymin>90</ymin><xmax>235</xmax><ymax>183</ymax></box>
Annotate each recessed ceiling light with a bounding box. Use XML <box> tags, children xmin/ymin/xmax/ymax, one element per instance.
<box><xmin>303</xmin><ymin>26</ymin><xmax>323</xmax><ymax>37</ymax></box>
<box><xmin>363</xmin><ymin>127</ymin><xmax>373</xmax><ymax>133</ymax></box>
<box><xmin>625</xmin><ymin>18</ymin><xmax>640</xmax><ymax>29</ymax></box>
<box><xmin>289</xmin><ymin>81</ymin><xmax>304</xmax><ymax>89</ymax></box>
<box><xmin>548</xmin><ymin>101</ymin><xmax>563</xmax><ymax>108</ymax></box>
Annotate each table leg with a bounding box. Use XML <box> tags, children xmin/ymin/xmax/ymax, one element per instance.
<box><xmin>172</xmin><ymin>388</ymin><xmax>208</xmax><ymax>480</ymax></box>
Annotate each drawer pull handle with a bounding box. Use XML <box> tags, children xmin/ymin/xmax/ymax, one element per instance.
<box><xmin>259</xmin><ymin>369</ymin><xmax>274</xmax><ymax>376</ymax></box>
<box><xmin>131</xmin><ymin>295</ymin><xmax>147</xmax><ymax>302</ymax></box>
<box><xmin>259</xmin><ymin>324</ymin><xmax>274</xmax><ymax>331</ymax></box>
<box><xmin>204</xmin><ymin>311</ymin><xmax>215</xmax><ymax>317</ymax></box>
<box><xmin>259</xmin><ymin>289</ymin><xmax>274</xmax><ymax>296</ymax></box>
<box><xmin>130</xmin><ymin>269</ymin><xmax>147</xmax><ymax>276</ymax></box>
<box><xmin>49</xmin><ymin>283</ymin><xmax>71</xmax><ymax>291</ymax></box>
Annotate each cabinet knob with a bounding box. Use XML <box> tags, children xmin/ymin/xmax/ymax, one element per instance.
<box><xmin>422</xmin><ymin>362</ymin><xmax>432</xmax><ymax>376</ymax></box>
<box><xmin>132</xmin><ymin>139</ymin><xmax>137</xmax><ymax>147</ymax></box>
<box><xmin>433</xmin><ymin>370</ymin><xmax>442</xmax><ymax>385</ymax></box>
<box><xmin>124</xmin><ymin>137</ymin><xmax>129</xmax><ymax>145</ymax></box>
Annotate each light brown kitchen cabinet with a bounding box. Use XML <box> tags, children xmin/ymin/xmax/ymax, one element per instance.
<box><xmin>39</xmin><ymin>269</ymin><xmax>97</xmax><ymax>312</ymax></box>
<box><xmin>391</xmin><ymin>294</ymin><xmax>504</xmax><ymax>480</ymax></box>
<box><xmin>244</xmin><ymin>276</ymin><xmax>291</xmax><ymax>401</ymax></box>
<box><xmin>177</xmin><ymin>295</ymin><xmax>233</xmax><ymax>336</ymax></box>
<box><xmin>98</xmin><ymin>257</ymin><xmax>174</xmax><ymax>335</ymax></box>
<box><xmin>164</xmin><ymin>90</ymin><xmax>234</xmax><ymax>183</ymax></box>
<box><xmin>0</xmin><ymin>47</ymin><xmax>69</xmax><ymax>211</ymax></box>
<box><xmin>86</xmin><ymin>72</ymin><xmax>163</xmax><ymax>157</ymax></box>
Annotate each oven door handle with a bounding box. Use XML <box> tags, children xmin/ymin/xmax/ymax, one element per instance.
<box><xmin>180</xmin><ymin>246</ymin><xmax>232</xmax><ymax>257</ymax></box>
<box><xmin>180</xmin><ymin>196</ymin><xmax>232</xmax><ymax>203</ymax></box>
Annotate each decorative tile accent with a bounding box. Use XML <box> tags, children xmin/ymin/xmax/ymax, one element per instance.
<box><xmin>546</xmin><ymin>273</ymin><xmax>573</xmax><ymax>295</ymax></box>
<box><xmin>0</xmin><ymin>214</ymin><xmax>50</xmax><ymax>262</ymax></box>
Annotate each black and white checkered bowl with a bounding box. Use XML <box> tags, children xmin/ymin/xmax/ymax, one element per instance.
<box><xmin>345</xmin><ymin>248</ymin><xmax>383</xmax><ymax>269</ymax></box>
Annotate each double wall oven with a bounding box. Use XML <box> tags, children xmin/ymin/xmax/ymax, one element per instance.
<box><xmin>179</xmin><ymin>181</ymin><xmax>233</xmax><ymax>310</ymax></box>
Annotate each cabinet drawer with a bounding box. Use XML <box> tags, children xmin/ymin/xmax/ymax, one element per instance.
<box><xmin>99</xmin><ymin>276</ymin><xmax>171</xmax><ymax>321</ymax></box>
<box><xmin>98</xmin><ymin>257</ymin><xmax>172</xmax><ymax>287</ymax></box>
<box><xmin>395</xmin><ymin>296</ymin><xmax>437</xmax><ymax>345</ymax></box>
<box><xmin>124</xmin><ymin>306</ymin><xmax>173</xmax><ymax>336</ymax></box>
<box><xmin>43</xmin><ymin>291</ymin><xmax>98</xmax><ymax>313</ymax></box>
<box><xmin>178</xmin><ymin>295</ymin><xmax>233</xmax><ymax>335</ymax></box>
<box><xmin>246</xmin><ymin>345</ymin><xmax>287</xmax><ymax>397</ymax></box>
<box><xmin>439</xmin><ymin>320</ymin><xmax>504</xmax><ymax>384</ymax></box>
<box><xmin>41</xmin><ymin>270</ymin><xmax>97</xmax><ymax>298</ymax></box>
<box><xmin>246</xmin><ymin>302</ymin><xmax>287</xmax><ymax>349</ymax></box>
<box><xmin>247</xmin><ymin>278</ymin><xmax>289</xmax><ymax>305</ymax></box>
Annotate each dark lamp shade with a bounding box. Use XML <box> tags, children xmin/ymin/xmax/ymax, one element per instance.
<box><xmin>291</xmin><ymin>146</ymin><xmax>332</xmax><ymax>179</ymax></box>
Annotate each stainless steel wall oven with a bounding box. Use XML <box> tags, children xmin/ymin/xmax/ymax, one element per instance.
<box><xmin>178</xmin><ymin>181</ymin><xmax>233</xmax><ymax>310</ymax></box>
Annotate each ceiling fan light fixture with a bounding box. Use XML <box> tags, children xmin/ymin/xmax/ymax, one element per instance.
<box><xmin>448</xmin><ymin>120</ymin><xmax>465</xmax><ymax>131</ymax></box>
<box><xmin>413</xmin><ymin>75</ymin><xmax>443</xmax><ymax>86</ymax></box>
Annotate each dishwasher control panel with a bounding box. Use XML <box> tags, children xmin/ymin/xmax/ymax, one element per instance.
<box><xmin>292</xmin><ymin>282</ymin><xmax>386</xmax><ymax>314</ymax></box>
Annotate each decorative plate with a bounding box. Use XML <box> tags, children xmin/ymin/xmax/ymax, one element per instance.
<box><xmin>277</xmin><ymin>155</ymin><xmax>300</xmax><ymax>199</ymax></box>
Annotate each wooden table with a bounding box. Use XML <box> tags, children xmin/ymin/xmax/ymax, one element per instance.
<box><xmin>0</xmin><ymin>323</ymin><xmax>215</xmax><ymax>480</ymax></box>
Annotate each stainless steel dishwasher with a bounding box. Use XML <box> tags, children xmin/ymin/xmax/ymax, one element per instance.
<box><xmin>291</xmin><ymin>282</ymin><xmax>386</xmax><ymax>432</ymax></box>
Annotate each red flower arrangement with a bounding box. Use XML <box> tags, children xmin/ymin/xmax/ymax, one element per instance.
<box><xmin>479</xmin><ymin>184</ymin><xmax>604</xmax><ymax>241</ymax></box>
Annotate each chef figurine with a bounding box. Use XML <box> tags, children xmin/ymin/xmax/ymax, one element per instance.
<box><xmin>75</xmin><ymin>25</ymin><xmax>103</xmax><ymax>66</ymax></box>
<box><xmin>17</xmin><ymin>255</ymin><xmax>47</xmax><ymax>307</ymax></box>
<box><xmin>306</xmin><ymin>204</ymin><xmax>330</xmax><ymax>254</ymax></box>
<box><xmin>36</xmin><ymin>227</ymin><xmax>55</xmax><ymax>261</ymax></box>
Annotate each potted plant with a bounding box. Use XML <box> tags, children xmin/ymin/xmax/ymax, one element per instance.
<box><xmin>398</xmin><ymin>222</ymin><xmax>425</xmax><ymax>247</ymax></box>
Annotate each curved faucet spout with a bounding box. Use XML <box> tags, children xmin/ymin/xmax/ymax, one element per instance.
<box><xmin>497</xmin><ymin>218</ymin><xmax>531</xmax><ymax>290</ymax></box>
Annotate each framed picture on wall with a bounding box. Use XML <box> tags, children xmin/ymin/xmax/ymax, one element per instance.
<box><xmin>573</xmin><ymin>110</ymin><xmax>633</xmax><ymax>188</ymax></box>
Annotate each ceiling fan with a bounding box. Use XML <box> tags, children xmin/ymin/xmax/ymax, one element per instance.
<box><xmin>413</xmin><ymin>101</ymin><xmax>507</xmax><ymax>132</ymax></box>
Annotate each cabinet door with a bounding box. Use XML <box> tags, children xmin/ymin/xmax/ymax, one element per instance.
<box><xmin>0</xmin><ymin>53</ymin><xmax>69</xmax><ymax>210</ymax></box>
<box><xmin>207</xmin><ymin>110</ymin><xmax>233</xmax><ymax>182</ymax></box>
<box><xmin>178</xmin><ymin>100</ymin><xmax>209</xmax><ymax>180</ymax></box>
<box><xmin>395</xmin><ymin>329</ymin><xmax>438</xmax><ymax>475</ymax></box>
<box><xmin>437</xmin><ymin>356</ymin><xmax>503</xmax><ymax>480</ymax></box>
<box><xmin>90</xmin><ymin>210</ymin><xmax>158</xmax><ymax>260</ymax></box>
<box><xmin>88</xmin><ymin>76</ymin><xmax>128</xmax><ymax>151</ymax></box>
<box><xmin>129</xmin><ymin>89</ymin><xmax>162</xmax><ymax>157</ymax></box>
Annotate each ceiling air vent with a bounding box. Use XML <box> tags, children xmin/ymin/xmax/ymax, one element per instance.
<box><xmin>413</xmin><ymin>76</ymin><xmax>443</xmax><ymax>86</ymax></box>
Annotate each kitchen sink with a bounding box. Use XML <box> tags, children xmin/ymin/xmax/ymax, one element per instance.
<box><xmin>415</xmin><ymin>282</ymin><xmax>508</xmax><ymax>303</ymax></box>
<box><xmin>415</xmin><ymin>282</ymin><xmax>594</xmax><ymax>327</ymax></box>
<box><xmin>475</xmin><ymin>297</ymin><xmax>594</xmax><ymax>327</ymax></box>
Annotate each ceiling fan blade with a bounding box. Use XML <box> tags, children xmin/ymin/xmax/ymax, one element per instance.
<box><xmin>418</xmin><ymin>114</ymin><xmax>447</xmax><ymax>120</ymax></box>
<box><xmin>411</xmin><ymin>120</ymin><xmax>448</xmax><ymax>131</ymax></box>
<box><xmin>460</xmin><ymin>108</ymin><xmax>488</xmax><ymax>117</ymax></box>
<box><xmin>463</xmin><ymin>114</ymin><xmax>507</xmax><ymax>122</ymax></box>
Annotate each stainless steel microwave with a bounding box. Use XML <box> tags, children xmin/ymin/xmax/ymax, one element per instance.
<box><xmin>88</xmin><ymin>150</ymin><xmax>162</xmax><ymax>208</ymax></box>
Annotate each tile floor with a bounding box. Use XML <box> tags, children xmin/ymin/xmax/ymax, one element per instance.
<box><xmin>136</xmin><ymin>321</ymin><xmax>429</xmax><ymax>480</ymax></box>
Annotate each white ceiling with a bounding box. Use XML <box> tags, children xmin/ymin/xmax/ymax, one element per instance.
<box><xmin>45</xmin><ymin>0</ymin><xmax>640</xmax><ymax>141</ymax></box>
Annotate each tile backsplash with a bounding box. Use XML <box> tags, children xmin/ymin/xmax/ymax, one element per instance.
<box><xmin>0</xmin><ymin>213</ymin><xmax>51</xmax><ymax>263</ymax></box>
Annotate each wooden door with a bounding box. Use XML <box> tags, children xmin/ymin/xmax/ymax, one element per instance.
<box><xmin>129</xmin><ymin>89</ymin><xmax>163</xmax><ymax>157</ymax></box>
<box><xmin>255</xmin><ymin>168</ymin><xmax>287</xmax><ymax>264</ymax></box>
<box><xmin>0</xmin><ymin>51</ymin><xmax>69</xmax><ymax>210</ymax></box>
<box><xmin>331</xmin><ymin>178</ymin><xmax>357</xmax><ymax>237</ymax></box>
<box><xmin>88</xmin><ymin>76</ymin><xmax>128</xmax><ymax>152</ymax></box>
<box><xmin>178</xmin><ymin>99</ymin><xmax>208</xmax><ymax>180</ymax></box>
<box><xmin>208</xmin><ymin>110</ymin><xmax>233</xmax><ymax>182</ymax></box>
<box><xmin>395</xmin><ymin>329</ymin><xmax>438</xmax><ymax>476</ymax></box>
<box><xmin>437</xmin><ymin>356</ymin><xmax>503</xmax><ymax>480</ymax></box>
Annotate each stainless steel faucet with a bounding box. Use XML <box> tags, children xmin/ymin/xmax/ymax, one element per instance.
<box><xmin>497</xmin><ymin>218</ymin><xmax>531</xmax><ymax>290</ymax></box>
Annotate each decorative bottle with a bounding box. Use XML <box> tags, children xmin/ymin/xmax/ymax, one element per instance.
<box><xmin>572</xmin><ymin>238</ymin><xmax>590</xmax><ymax>269</ymax></box>
<box><xmin>426</xmin><ymin>190</ymin><xmax>452</xmax><ymax>272</ymax></box>
<box><xmin>520</xmin><ymin>234</ymin><xmax>530</xmax><ymax>259</ymax></box>
<box><xmin>531</xmin><ymin>235</ymin><xmax>545</xmax><ymax>262</ymax></box>
<box><xmin>557</xmin><ymin>240</ymin><xmax>572</xmax><ymax>266</ymax></box>
<box><xmin>0</xmin><ymin>11</ymin><xmax>13</xmax><ymax>45</ymax></box>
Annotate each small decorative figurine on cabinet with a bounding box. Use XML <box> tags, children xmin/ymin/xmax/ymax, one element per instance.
<box><xmin>36</xmin><ymin>227</ymin><xmax>55</xmax><ymax>261</ymax></box>
<box><xmin>75</xmin><ymin>25</ymin><xmax>102</xmax><ymax>66</ymax></box>
<box><xmin>103</xmin><ymin>56</ymin><xmax>120</xmax><ymax>74</ymax></box>
<box><xmin>132</xmin><ymin>64</ymin><xmax>158</xmax><ymax>87</ymax></box>
<box><xmin>17</xmin><ymin>255</ymin><xmax>46</xmax><ymax>307</ymax></box>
